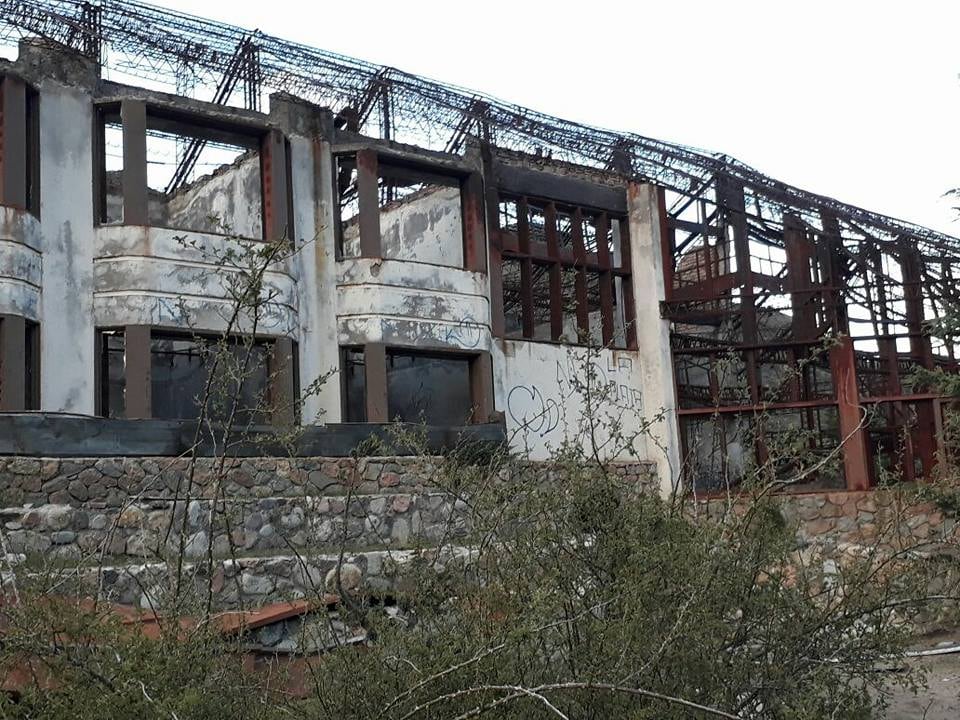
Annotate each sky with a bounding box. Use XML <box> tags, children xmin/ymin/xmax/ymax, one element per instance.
<box><xmin>146</xmin><ymin>1</ymin><xmax>960</xmax><ymax>236</ymax></box>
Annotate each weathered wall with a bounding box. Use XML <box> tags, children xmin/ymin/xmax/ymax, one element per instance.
<box><xmin>37</xmin><ymin>81</ymin><xmax>96</xmax><ymax>414</ymax></box>
<box><xmin>0</xmin><ymin>207</ymin><xmax>41</xmax><ymax>319</ymax></box>
<box><xmin>94</xmin><ymin>225</ymin><xmax>298</xmax><ymax>336</ymax></box>
<box><xmin>342</xmin><ymin>184</ymin><xmax>464</xmax><ymax>267</ymax></box>
<box><xmin>336</xmin><ymin>258</ymin><xmax>491</xmax><ymax>351</ymax></box>
<box><xmin>493</xmin><ymin>339</ymin><xmax>647</xmax><ymax>461</ymax></box>
<box><xmin>163</xmin><ymin>152</ymin><xmax>262</xmax><ymax>239</ymax></box>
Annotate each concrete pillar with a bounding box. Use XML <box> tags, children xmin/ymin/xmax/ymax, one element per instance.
<box><xmin>627</xmin><ymin>182</ymin><xmax>681</xmax><ymax>496</ymax></box>
<box><xmin>297</xmin><ymin>136</ymin><xmax>342</xmax><ymax>424</ymax></box>
<box><xmin>39</xmin><ymin>84</ymin><xmax>96</xmax><ymax>414</ymax></box>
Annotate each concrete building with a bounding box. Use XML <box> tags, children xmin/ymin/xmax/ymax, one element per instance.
<box><xmin>2</xmin><ymin>1</ymin><xmax>959</xmax><ymax>497</ymax></box>
<box><xmin>0</xmin><ymin>39</ymin><xmax>679</xmax><ymax>490</ymax></box>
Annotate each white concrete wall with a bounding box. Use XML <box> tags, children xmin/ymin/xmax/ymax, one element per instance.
<box><xmin>37</xmin><ymin>83</ymin><xmax>96</xmax><ymax>413</ymax></box>
<box><xmin>492</xmin><ymin>339</ymin><xmax>648</xmax><ymax>461</ymax></box>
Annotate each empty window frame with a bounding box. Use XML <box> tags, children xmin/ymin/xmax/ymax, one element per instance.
<box><xmin>335</xmin><ymin>151</ymin><xmax>479</xmax><ymax>268</ymax></box>
<box><xmin>497</xmin><ymin>195</ymin><xmax>635</xmax><ymax>348</ymax></box>
<box><xmin>98</xmin><ymin>328</ymin><xmax>294</xmax><ymax>424</ymax></box>
<box><xmin>0</xmin><ymin>315</ymin><xmax>40</xmax><ymax>411</ymax></box>
<box><xmin>0</xmin><ymin>75</ymin><xmax>40</xmax><ymax>216</ymax></box>
<box><xmin>95</xmin><ymin>102</ymin><xmax>285</xmax><ymax>240</ymax></box>
<box><xmin>340</xmin><ymin>346</ymin><xmax>488</xmax><ymax>425</ymax></box>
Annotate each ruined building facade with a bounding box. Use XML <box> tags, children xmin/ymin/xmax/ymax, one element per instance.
<box><xmin>1</xmin><ymin>4</ymin><xmax>959</xmax><ymax>496</ymax></box>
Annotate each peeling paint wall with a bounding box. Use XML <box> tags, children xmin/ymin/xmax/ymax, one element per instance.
<box><xmin>163</xmin><ymin>153</ymin><xmax>263</xmax><ymax>239</ymax></box>
<box><xmin>342</xmin><ymin>184</ymin><xmax>463</xmax><ymax>267</ymax></box>
<box><xmin>37</xmin><ymin>83</ymin><xmax>96</xmax><ymax>413</ymax></box>
<box><xmin>336</xmin><ymin>258</ymin><xmax>490</xmax><ymax>351</ymax></box>
<box><xmin>93</xmin><ymin>226</ymin><xmax>299</xmax><ymax>336</ymax></box>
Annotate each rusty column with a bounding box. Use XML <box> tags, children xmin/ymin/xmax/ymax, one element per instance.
<box><xmin>120</xmin><ymin>99</ymin><xmax>148</xmax><ymax>225</ymax></box>
<box><xmin>363</xmin><ymin>342</ymin><xmax>388</xmax><ymax>423</ymax></box>
<box><xmin>356</xmin><ymin>149</ymin><xmax>381</xmax><ymax>258</ymax></box>
<box><xmin>124</xmin><ymin>325</ymin><xmax>152</xmax><ymax>419</ymax></box>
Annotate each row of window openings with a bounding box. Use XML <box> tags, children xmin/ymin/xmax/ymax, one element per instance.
<box><xmin>99</xmin><ymin>330</ymin><xmax>284</xmax><ymax>425</ymax></box>
<box><xmin>97</xmin><ymin>331</ymin><xmax>478</xmax><ymax>426</ymax></box>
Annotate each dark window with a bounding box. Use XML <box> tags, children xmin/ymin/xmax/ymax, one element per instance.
<box><xmin>497</xmin><ymin>195</ymin><xmax>634</xmax><ymax>348</ymax></box>
<box><xmin>341</xmin><ymin>347</ymin><xmax>366</xmax><ymax>422</ymax></box>
<box><xmin>99</xmin><ymin>329</ymin><xmax>126</xmax><ymax>419</ymax></box>
<box><xmin>24</xmin><ymin>320</ymin><xmax>39</xmax><ymax>410</ymax></box>
<box><xmin>150</xmin><ymin>333</ymin><xmax>271</xmax><ymax>424</ymax></box>
<box><xmin>386</xmin><ymin>351</ymin><xmax>472</xmax><ymax>425</ymax></box>
<box><xmin>341</xmin><ymin>347</ymin><xmax>479</xmax><ymax>425</ymax></box>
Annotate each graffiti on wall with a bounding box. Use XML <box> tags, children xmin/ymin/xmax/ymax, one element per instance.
<box><xmin>506</xmin><ymin>351</ymin><xmax>643</xmax><ymax>439</ymax></box>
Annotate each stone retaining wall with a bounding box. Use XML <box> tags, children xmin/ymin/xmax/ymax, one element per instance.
<box><xmin>696</xmin><ymin>489</ymin><xmax>959</xmax><ymax>551</ymax></box>
<box><xmin>0</xmin><ymin>456</ymin><xmax>658</xmax><ymax>507</ymax></box>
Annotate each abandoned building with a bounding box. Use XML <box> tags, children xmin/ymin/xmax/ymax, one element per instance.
<box><xmin>0</xmin><ymin>0</ymin><xmax>959</xmax><ymax>499</ymax></box>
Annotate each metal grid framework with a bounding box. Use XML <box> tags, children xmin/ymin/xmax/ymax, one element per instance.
<box><xmin>3</xmin><ymin>0</ymin><xmax>960</xmax><ymax>489</ymax></box>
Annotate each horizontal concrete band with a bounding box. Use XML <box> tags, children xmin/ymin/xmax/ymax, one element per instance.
<box><xmin>0</xmin><ymin>413</ymin><xmax>507</xmax><ymax>457</ymax></box>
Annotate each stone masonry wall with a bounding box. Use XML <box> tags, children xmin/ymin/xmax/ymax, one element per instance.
<box><xmin>0</xmin><ymin>456</ymin><xmax>657</xmax><ymax>567</ymax></box>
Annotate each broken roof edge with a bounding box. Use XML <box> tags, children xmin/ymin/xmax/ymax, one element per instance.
<box><xmin>1</xmin><ymin>0</ymin><xmax>957</xmax><ymax>250</ymax></box>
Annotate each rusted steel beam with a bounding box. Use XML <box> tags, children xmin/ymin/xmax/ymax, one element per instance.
<box><xmin>618</xmin><ymin>217</ymin><xmax>637</xmax><ymax>349</ymax></box>
<box><xmin>462</xmin><ymin>171</ymin><xmax>486</xmax><ymax>273</ymax></box>
<box><xmin>261</xmin><ymin>129</ymin><xmax>288</xmax><ymax>242</ymax></box>
<box><xmin>829</xmin><ymin>335</ymin><xmax>871</xmax><ymax>491</ymax></box>
<box><xmin>572</xmin><ymin>208</ymin><xmax>589</xmax><ymax>336</ymax></box>
<box><xmin>270</xmin><ymin>337</ymin><xmax>295</xmax><ymax>425</ymax></box>
<box><xmin>544</xmin><ymin>202</ymin><xmax>563</xmax><ymax>341</ymax></box>
<box><xmin>124</xmin><ymin>325</ymin><xmax>151</xmax><ymax>420</ymax></box>
<box><xmin>356</xmin><ymin>149</ymin><xmax>380</xmax><ymax>258</ymax></box>
<box><xmin>363</xmin><ymin>343</ymin><xmax>388</xmax><ymax>423</ymax></box>
<box><xmin>469</xmin><ymin>352</ymin><xmax>494</xmax><ymax>424</ymax></box>
<box><xmin>517</xmin><ymin>198</ymin><xmax>534</xmax><ymax>339</ymax></box>
<box><xmin>120</xmin><ymin>99</ymin><xmax>148</xmax><ymax>226</ymax></box>
<box><xmin>594</xmin><ymin>212</ymin><xmax>613</xmax><ymax>345</ymax></box>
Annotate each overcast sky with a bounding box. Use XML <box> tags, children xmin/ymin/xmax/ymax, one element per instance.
<box><xmin>154</xmin><ymin>0</ymin><xmax>960</xmax><ymax>236</ymax></box>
